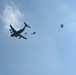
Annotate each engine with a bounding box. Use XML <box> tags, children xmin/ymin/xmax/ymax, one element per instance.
<box><xmin>19</xmin><ymin>36</ymin><xmax>21</xmax><ymax>39</ymax></box>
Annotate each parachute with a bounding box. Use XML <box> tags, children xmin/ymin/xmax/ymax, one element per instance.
<box><xmin>60</xmin><ymin>24</ymin><xmax>64</xmax><ymax>28</ymax></box>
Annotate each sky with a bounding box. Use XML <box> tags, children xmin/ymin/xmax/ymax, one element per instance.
<box><xmin>0</xmin><ymin>0</ymin><xmax>76</xmax><ymax>75</ymax></box>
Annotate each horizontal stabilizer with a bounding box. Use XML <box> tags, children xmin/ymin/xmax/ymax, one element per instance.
<box><xmin>24</xmin><ymin>22</ymin><xmax>31</xmax><ymax>28</ymax></box>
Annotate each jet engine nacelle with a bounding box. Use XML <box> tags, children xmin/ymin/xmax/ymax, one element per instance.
<box><xmin>19</xmin><ymin>36</ymin><xmax>21</xmax><ymax>39</ymax></box>
<box><xmin>9</xmin><ymin>29</ymin><xmax>12</xmax><ymax>31</ymax></box>
<box><xmin>11</xmin><ymin>32</ymin><xmax>13</xmax><ymax>33</ymax></box>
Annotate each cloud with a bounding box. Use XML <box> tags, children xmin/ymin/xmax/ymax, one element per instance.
<box><xmin>1</xmin><ymin>4</ymin><xmax>24</xmax><ymax>31</ymax></box>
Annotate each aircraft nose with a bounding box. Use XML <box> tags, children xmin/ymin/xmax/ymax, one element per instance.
<box><xmin>11</xmin><ymin>34</ymin><xmax>14</xmax><ymax>37</ymax></box>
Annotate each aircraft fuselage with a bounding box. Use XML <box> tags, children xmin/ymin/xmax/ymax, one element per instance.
<box><xmin>11</xmin><ymin>27</ymin><xmax>25</xmax><ymax>37</ymax></box>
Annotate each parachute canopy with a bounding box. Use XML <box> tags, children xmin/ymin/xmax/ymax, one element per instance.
<box><xmin>60</xmin><ymin>24</ymin><xmax>64</xmax><ymax>28</ymax></box>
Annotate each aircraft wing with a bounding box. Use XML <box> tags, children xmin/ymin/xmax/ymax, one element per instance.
<box><xmin>19</xmin><ymin>34</ymin><xmax>27</xmax><ymax>39</ymax></box>
<box><xmin>10</xmin><ymin>25</ymin><xmax>16</xmax><ymax>32</ymax></box>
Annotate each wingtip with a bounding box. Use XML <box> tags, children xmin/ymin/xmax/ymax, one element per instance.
<box><xmin>10</xmin><ymin>24</ymin><xmax>11</xmax><ymax>26</ymax></box>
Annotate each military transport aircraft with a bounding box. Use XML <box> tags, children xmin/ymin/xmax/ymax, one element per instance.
<box><xmin>9</xmin><ymin>22</ymin><xmax>31</xmax><ymax>39</ymax></box>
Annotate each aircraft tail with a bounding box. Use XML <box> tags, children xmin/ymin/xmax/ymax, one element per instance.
<box><xmin>24</xmin><ymin>22</ymin><xmax>31</xmax><ymax>28</ymax></box>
